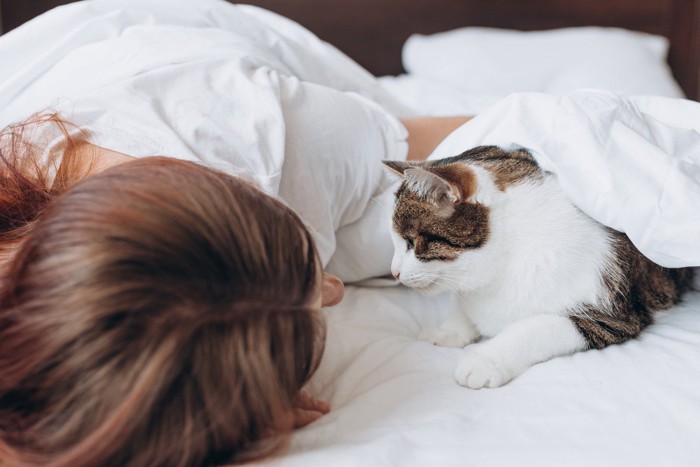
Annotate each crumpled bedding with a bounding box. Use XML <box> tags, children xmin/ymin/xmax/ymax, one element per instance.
<box><xmin>0</xmin><ymin>0</ymin><xmax>408</xmax><ymax>277</ymax></box>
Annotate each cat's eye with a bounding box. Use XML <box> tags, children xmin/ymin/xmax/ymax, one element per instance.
<box><xmin>405</xmin><ymin>238</ymin><xmax>415</xmax><ymax>250</ymax></box>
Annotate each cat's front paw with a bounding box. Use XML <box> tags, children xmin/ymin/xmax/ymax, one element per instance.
<box><xmin>454</xmin><ymin>349</ymin><xmax>514</xmax><ymax>389</ymax></box>
<box><xmin>418</xmin><ymin>326</ymin><xmax>476</xmax><ymax>348</ymax></box>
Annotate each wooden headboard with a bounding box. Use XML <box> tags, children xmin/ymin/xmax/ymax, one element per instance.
<box><xmin>3</xmin><ymin>0</ymin><xmax>699</xmax><ymax>99</ymax></box>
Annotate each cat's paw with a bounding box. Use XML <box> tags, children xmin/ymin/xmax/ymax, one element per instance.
<box><xmin>454</xmin><ymin>350</ymin><xmax>513</xmax><ymax>389</ymax></box>
<box><xmin>418</xmin><ymin>326</ymin><xmax>476</xmax><ymax>348</ymax></box>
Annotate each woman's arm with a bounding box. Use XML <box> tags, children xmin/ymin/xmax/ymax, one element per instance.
<box><xmin>401</xmin><ymin>116</ymin><xmax>472</xmax><ymax>161</ymax></box>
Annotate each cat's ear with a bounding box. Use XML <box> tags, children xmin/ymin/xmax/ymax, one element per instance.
<box><xmin>404</xmin><ymin>167</ymin><xmax>460</xmax><ymax>206</ymax></box>
<box><xmin>382</xmin><ymin>160</ymin><xmax>419</xmax><ymax>177</ymax></box>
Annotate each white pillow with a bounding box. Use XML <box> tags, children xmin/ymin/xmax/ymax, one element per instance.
<box><xmin>403</xmin><ymin>27</ymin><xmax>684</xmax><ymax>98</ymax></box>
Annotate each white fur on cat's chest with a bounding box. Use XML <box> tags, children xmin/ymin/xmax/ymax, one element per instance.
<box><xmin>458</xmin><ymin>285</ymin><xmax>577</xmax><ymax>337</ymax></box>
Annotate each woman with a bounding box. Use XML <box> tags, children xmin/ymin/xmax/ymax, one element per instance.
<box><xmin>0</xmin><ymin>115</ymin><xmax>339</xmax><ymax>466</ymax></box>
<box><xmin>0</xmin><ymin>1</ymin><xmax>470</xmax><ymax>464</ymax></box>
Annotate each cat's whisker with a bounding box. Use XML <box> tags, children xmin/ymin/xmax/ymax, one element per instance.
<box><xmin>435</xmin><ymin>274</ymin><xmax>492</xmax><ymax>298</ymax></box>
<box><xmin>367</xmin><ymin>194</ymin><xmax>394</xmax><ymax>210</ymax></box>
<box><xmin>409</xmin><ymin>272</ymin><xmax>491</xmax><ymax>299</ymax></box>
<box><xmin>368</xmin><ymin>193</ymin><xmax>390</xmax><ymax>203</ymax></box>
<box><xmin>413</xmin><ymin>277</ymin><xmax>486</xmax><ymax>303</ymax></box>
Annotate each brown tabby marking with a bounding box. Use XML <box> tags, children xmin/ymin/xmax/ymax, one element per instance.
<box><xmin>389</xmin><ymin>145</ymin><xmax>540</xmax><ymax>263</ymax></box>
<box><xmin>571</xmin><ymin>230</ymin><xmax>695</xmax><ymax>349</ymax></box>
<box><xmin>392</xmin><ymin>186</ymin><xmax>489</xmax><ymax>262</ymax></box>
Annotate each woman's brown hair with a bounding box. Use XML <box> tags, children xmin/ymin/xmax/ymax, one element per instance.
<box><xmin>0</xmin><ymin>116</ymin><xmax>326</xmax><ymax>466</ymax></box>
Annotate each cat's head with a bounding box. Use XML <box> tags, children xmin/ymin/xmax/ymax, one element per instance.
<box><xmin>383</xmin><ymin>147</ymin><xmax>519</xmax><ymax>294</ymax></box>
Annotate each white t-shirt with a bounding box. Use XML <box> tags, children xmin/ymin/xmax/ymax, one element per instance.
<box><xmin>0</xmin><ymin>0</ymin><xmax>410</xmax><ymax>281</ymax></box>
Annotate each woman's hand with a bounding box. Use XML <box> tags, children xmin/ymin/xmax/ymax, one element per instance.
<box><xmin>292</xmin><ymin>390</ymin><xmax>330</xmax><ymax>428</ymax></box>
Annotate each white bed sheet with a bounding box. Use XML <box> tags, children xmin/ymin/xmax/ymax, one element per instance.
<box><xmin>280</xmin><ymin>281</ymin><xmax>700</xmax><ymax>467</ymax></box>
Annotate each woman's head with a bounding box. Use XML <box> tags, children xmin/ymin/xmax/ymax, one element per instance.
<box><xmin>0</xmin><ymin>151</ymin><xmax>330</xmax><ymax>465</ymax></box>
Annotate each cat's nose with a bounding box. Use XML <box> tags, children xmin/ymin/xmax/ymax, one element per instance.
<box><xmin>393</xmin><ymin>271</ymin><xmax>401</xmax><ymax>280</ymax></box>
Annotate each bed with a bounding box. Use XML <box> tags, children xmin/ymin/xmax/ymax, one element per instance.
<box><xmin>2</xmin><ymin>1</ymin><xmax>700</xmax><ymax>466</ymax></box>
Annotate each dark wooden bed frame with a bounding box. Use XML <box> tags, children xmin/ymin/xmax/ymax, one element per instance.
<box><xmin>2</xmin><ymin>0</ymin><xmax>699</xmax><ymax>100</ymax></box>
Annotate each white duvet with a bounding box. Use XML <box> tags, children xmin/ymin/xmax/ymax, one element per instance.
<box><xmin>2</xmin><ymin>1</ymin><xmax>700</xmax><ymax>466</ymax></box>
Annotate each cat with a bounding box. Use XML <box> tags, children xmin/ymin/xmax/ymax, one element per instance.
<box><xmin>383</xmin><ymin>145</ymin><xmax>695</xmax><ymax>389</ymax></box>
